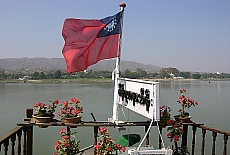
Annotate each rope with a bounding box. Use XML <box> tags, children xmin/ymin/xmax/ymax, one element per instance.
<box><xmin>156</xmin><ymin>121</ymin><xmax>165</xmax><ymax>149</ymax></box>
<box><xmin>105</xmin><ymin>83</ymin><xmax>116</xmax><ymax>122</ymax></box>
<box><xmin>135</xmin><ymin>120</ymin><xmax>166</xmax><ymax>152</ymax></box>
<box><xmin>137</xmin><ymin>118</ymin><xmax>153</xmax><ymax>150</ymax></box>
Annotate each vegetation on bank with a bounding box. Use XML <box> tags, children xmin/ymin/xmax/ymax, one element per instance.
<box><xmin>1</xmin><ymin>68</ymin><xmax>230</xmax><ymax>83</ymax></box>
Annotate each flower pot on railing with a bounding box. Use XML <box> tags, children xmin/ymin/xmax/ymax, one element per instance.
<box><xmin>33</xmin><ymin>100</ymin><xmax>58</xmax><ymax>124</ymax></box>
<box><xmin>179</xmin><ymin>116</ymin><xmax>192</xmax><ymax>123</ymax></box>
<box><xmin>33</xmin><ymin>114</ymin><xmax>54</xmax><ymax>123</ymax></box>
<box><xmin>160</xmin><ymin>105</ymin><xmax>171</xmax><ymax>128</ymax></box>
<box><xmin>62</xmin><ymin>116</ymin><xmax>82</xmax><ymax>124</ymax></box>
<box><xmin>174</xmin><ymin>115</ymin><xmax>180</xmax><ymax>123</ymax></box>
<box><xmin>57</xmin><ymin>97</ymin><xmax>83</xmax><ymax>126</ymax></box>
<box><xmin>174</xmin><ymin>112</ymin><xmax>189</xmax><ymax>123</ymax></box>
<box><xmin>159</xmin><ymin>118</ymin><xmax>170</xmax><ymax>128</ymax></box>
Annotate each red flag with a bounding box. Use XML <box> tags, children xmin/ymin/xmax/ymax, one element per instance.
<box><xmin>62</xmin><ymin>11</ymin><xmax>123</xmax><ymax>73</ymax></box>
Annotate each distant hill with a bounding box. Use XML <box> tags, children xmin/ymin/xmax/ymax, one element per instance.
<box><xmin>0</xmin><ymin>58</ymin><xmax>162</xmax><ymax>72</ymax></box>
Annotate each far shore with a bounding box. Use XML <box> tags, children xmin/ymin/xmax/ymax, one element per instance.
<box><xmin>1</xmin><ymin>78</ymin><xmax>230</xmax><ymax>84</ymax></box>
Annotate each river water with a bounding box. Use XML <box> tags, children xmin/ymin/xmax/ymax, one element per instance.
<box><xmin>0</xmin><ymin>80</ymin><xmax>229</xmax><ymax>154</ymax></box>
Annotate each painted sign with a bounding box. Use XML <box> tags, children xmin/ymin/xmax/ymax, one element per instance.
<box><xmin>117</xmin><ymin>78</ymin><xmax>160</xmax><ymax>121</ymax></box>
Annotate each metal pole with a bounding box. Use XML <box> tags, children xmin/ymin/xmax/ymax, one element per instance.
<box><xmin>112</xmin><ymin>2</ymin><xmax>126</xmax><ymax>121</ymax></box>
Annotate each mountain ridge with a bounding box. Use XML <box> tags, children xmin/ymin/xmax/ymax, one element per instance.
<box><xmin>0</xmin><ymin>58</ymin><xmax>162</xmax><ymax>72</ymax></box>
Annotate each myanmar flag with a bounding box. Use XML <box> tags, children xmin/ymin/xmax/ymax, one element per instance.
<box><xmin>62</xmin><ymin>11</ymin><xmax>123</xmax><ymax>73</ymax></box>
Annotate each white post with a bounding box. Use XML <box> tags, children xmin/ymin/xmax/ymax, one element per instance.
<box><xmin>112</xmin><ymin>3</ymin><xmax>126</xmax><ymax>121</ymax></box>
<box><xmin>112</xmin><ymin>58</ymin><xmax>120</xmax><ymax>121</ymax></box>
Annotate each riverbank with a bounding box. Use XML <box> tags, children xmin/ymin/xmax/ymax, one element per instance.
<box><xmin>1</xmin><ymin>78</ymin><xmax>230</xmax><ymax>84</ymax></box>
<box><xmin>0</xmin><ymin>78</ymin><xmax>113</xmax><ymax>84</ymax></box>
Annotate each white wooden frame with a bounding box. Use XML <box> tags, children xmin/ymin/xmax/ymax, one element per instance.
<box><xmin>128</xmin><ymin>148</ymin><xmax>173</xmax><ymax>155</ymax></box>
<box><xmin>116</xmin><ymin>78</ymin><xmax>160</xmax><ymax>121</ymax></box>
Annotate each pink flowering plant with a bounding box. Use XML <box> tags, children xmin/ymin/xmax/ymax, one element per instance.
<box><xmin>34</xmin><ymin>99</ymin><xmax>59</xmax><ymax>117</ymax></box>
<box><xmin>94</xmin><ymin>127</ymin><xmax>126</xmax><ymax>155</ymax></box>
<box><xmin>166</xmin><ymin>119</ymin><xmax>184</xmax><ymax>142</ymax></box>
<box><xmin>167</xmin><ymin>117</ymin><xmax>190</xmax><ymax>154</ymax></box>
<box><xmin>160</xmin><ymin>105</ymin><xmax>171</xmax><ymax>126</ymax></box>
<box><xmin>53</xmin><ymin>128</ymin><xmax>79</xmax><ymax>155</ymax></box>
<box><xmin>57</xmin><ymin>98</ymin><xmax>83</xmax><ymax>119</ymax></box>
<box><xmin>177</xmin><ymin>88</ymin><xmax>198</xmax><ymax>118</ymax></box>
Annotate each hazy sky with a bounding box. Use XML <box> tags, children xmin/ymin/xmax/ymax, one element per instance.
<box><xmin>0</xmin><ymin>0</ymin><xmax>229</xmax><ymax>73</ymax></box>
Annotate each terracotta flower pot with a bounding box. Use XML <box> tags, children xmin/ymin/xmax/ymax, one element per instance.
<box><xmin>179</xmin><ymin>116</ymin><xmax>192</xmax><ymax>123</ymax></box>
<box><xmin>62</xmin><ymin>116</ymin><xmax>82</xmax><ymax>124</ymax></box>
<box><xmin>33</xmin><ymin>114</ymin><xmax>54</xmax><ymax>123</ymax></box>
<box><xmin>159</xmin><ymin>118</ymin><xmax>169</xmax><ymax>128</ymax></box>
<box><xmin>174</xmin><ymin>115</ymin><xmax>180</xmax><ymax>123</ymax></box>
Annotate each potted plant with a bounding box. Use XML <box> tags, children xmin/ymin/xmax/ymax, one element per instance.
<box><xmin>53</xmin><ymin>128</ymin><xmax>80</xmax><ymax>155</ymax></box>
<box><xmin>33</xmin><ymin>99</ymin><xmax>59</xmax><ymax>123</ymax></box>
<box><xmin>159</xmin><ymin>105</ymin><xmax>171</xmax><ymax>128</ymax></box>
<box><xmin>177</xmin><ymin>88</ymin><xmax>198</xmax><ymax>123</ymax></box>
<box><xmin>173</xmin><ymin>146</ymin><xmax>190</xmax><ymax>155</ymax></box>
<box><xmin>166</xmin><ymin>119</ymin><xmax>187</xmax><ymax>155</ymax></box>
<box><xmin>94</xmin><ymin>127</ymin><xmax>126</xmax><ymax>155</ymax></box>
<box><xmin>58</xmin><ymin>97</ymin><xmax>83</xmax><ymax>124</ymax></box>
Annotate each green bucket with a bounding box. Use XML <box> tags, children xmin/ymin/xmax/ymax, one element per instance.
<box><xmin>118</xmin><ymin>134</ymin><xmax>141</xmax><ymax>147</ymax></box>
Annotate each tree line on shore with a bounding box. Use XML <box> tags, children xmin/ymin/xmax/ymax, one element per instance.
<box><xmin>1</xmin><ymin>68</ymin><xmax>230</xmax><ymax>80</ymax></box>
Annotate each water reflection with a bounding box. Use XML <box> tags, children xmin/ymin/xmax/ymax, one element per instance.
<box><xmin>0</xmin><ymin>80</ymin><xmax>230</xmax><ymax>154</ymax></box>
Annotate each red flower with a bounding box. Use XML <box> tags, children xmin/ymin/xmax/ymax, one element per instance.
<box><xmin>74</xmin><ymin>110</ymin><xmax>79</xmax><ymax>115</ymax></box>
<box><xmin>121</xmin><ymin>146</ymin><xmax>126</xmax><ymax>152</ymax></box>
<box><xmin>180</xmin><ymin>128</ymin><xmax>184</xmax><ymax>133</ymax></box>
<box><xmin>167</xmin><ymin>132</ymin><xmax>172</xmax><ymax>137</ymax></box>
<box><xmin>106</xmin><ymin>138</ymin><xmax>110</xmax><ymax>143</ymax></box>
<box><xmin>182</xmin><ymin>88</ymin><xmax>186</xmax><ymax>93</ymax></box>
<box><xmin>100</xmin><ymin>127</ymin><xmax>107</xmax><ymax>134</ymax></box>
<box><xmin>53</xmin><ymin>100</ymin><xmax>59</xmax><ymax>104</ymax></box>
<box><xmin>65</xmin><ymin>143</ymin><xmax>70</xmax><ymax>147</ymax></box>
<box><xmin>94</xmin><ymin>143</ymin><xmax>100</xmax><ymax>150</ymax></box>
<box><xmin>66</xmin><ymin>109</ymin><xmax>70</xmax><ymax>114</ymax></box>
<box><xmin>167</xmin><ymin>119</ymin><xmax>173</xmax><ymax>125</ymax></box>
<box><xmin>57</xmin><ymin>112</ymin><xmax>61</xmax><ymax>116</ymax></box>
<box><xmin>64</xmin><ymin>101</ymin><xmax>68</xmax><ymax>107</ymax></box>
<box><xmin>34</xmin><ymin>102</ymin><xmax>40</xmax><ymax>107</ymax></box>
<box><xmin>173</xmin><ymin>135</ymin><xmax>179</xmax><ymax>142</ymax></box>
<box><xmin>59</xmin><ymin>128</ymin><xmax>66</xmax><ymax>135</ymax></box>
<box><xmin>161</xmin><ymin>105</ymin><xmax>165</xmax><ymax>109</ymax></box>
<box><xmin>41</xmin><ymin>103</ymin><xmax>46</xmax><ymax>108</ymax></box>
<box><xmin>71</xmin><ymin>98</ymin><xmax>80</xmax><ymax>103</ymax></box>
<box><xmin>116</xmin><ymin>144</ymin><xmax>121</xmax><ymax>148</ymax></box>
<box><xmin>54</xmin><ymin>141</ymin><xmax>59</xmax><ymax>150</ymax></box>
<box><xmin>173</xmin><ymin>123</ymin><xmax>178</xmax><ymax>128</ymax></box>
<box><xmin>62</xmin><ymin>135</ymin><xmax>69</xmax><ymax>141</ymax></box>
<box><xmin>195</xmin><ymin>101</ymin><xmax>198</xmax><ymax>105</ymax></box>
<box><xmin>179</xmin><ymin>95</ymin><xmax>184</xmax><ymax>99</ymax></box>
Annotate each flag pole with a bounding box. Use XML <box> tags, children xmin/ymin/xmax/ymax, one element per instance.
<box><xmin>112</xmin><ymin>2</ymin><xmax>126</xmax><ymax>121</ymax></box>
